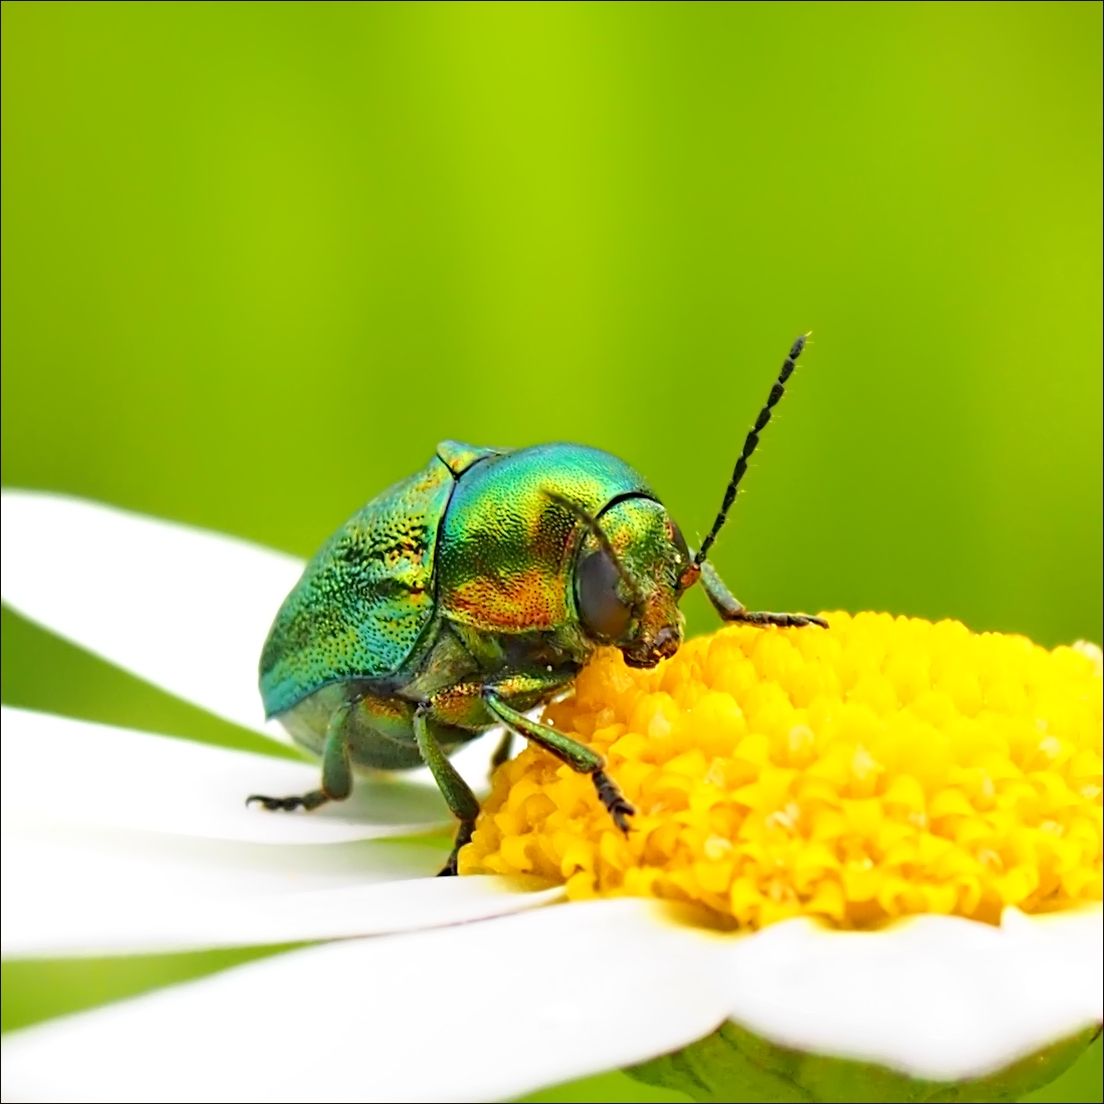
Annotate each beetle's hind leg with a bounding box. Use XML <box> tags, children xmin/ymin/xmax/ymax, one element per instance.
<box><xmin>246</xmin><ymin>699</ymin><xmax>354</xmax><ymax>814</ymax></box>
<box><xmin>700</xmin><ymin>561</ymin><xmax>828</xmax><ymax>630</ymax></box>
<box><xmin>412</xmin><ymin>706</ymin><xmax>481</xmax><ymax>877</ymax></box>
<box><xmin>247</xmin><ymin>789</ymin><xmax>330</xmax><ymax>812</ymax></box>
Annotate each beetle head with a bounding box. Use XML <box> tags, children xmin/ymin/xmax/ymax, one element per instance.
<box><xmin>572</xmin><ymin>496</ymin><xmax>694</xmax><ymax>669</ymax></box>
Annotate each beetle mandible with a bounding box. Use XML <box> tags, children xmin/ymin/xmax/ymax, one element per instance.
<box><xmin>251</xmin><ymin>335</ymin><xmax>826</xmax><ymax>874</ymax></box>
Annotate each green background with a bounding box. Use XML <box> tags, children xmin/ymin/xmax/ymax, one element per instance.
<box><xmin>2</xmin><ymin>2</ymin><xmax>1100</xmax><ymax>1100</ymax></box>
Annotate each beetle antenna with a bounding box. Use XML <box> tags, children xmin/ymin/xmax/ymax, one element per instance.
<box><xmin>545</xmin><ymin>491</ymin><xmax>647</xmax><ymax>620</ymax></box>
<box><xmin>694</xmin><ymin>332</ymin><xmax>811</xmax><ymax>566</ymax></box>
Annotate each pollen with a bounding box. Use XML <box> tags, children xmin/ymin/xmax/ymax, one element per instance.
<box><xmin>459</xmin><ymin>614</ymin><xmax>1103</xmax><ymax>929</ymax></box>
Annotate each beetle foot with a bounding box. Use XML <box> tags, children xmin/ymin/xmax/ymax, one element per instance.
<box><xmin>592</xmin><ymin>770</ymin><xmax>635</xmax><ymax>834</ymax></box>
<box><xmin>489</xmin><ymin>729</ymin><xmax>515</xmax><ymax>772</ymax></box>
<box><xmin>436</xmin><ymin>819</ymin><xmax>475</xmax><ymax>877</ymax></box>
<box><xmin>245</xmin><ymin>790</ymin><xmax>329</xmax><ymax>812</ymax></box>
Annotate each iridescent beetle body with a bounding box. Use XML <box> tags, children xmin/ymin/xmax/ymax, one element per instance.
<box><xmin>253</xmin><ymin>337</ymin><xmax>825</xmax><ymax>873</ymax></box>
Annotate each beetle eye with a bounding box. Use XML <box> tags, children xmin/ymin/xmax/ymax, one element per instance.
<box><xmin>577</xmin><ymin>549</ymin><xmax>633</xmax><ymax>641</ymax></box>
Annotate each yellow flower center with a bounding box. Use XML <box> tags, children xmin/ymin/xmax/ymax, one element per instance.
<box><xmin>460</xmin><ymin>613</ymin><xmax>1103</xmax><ymax>929</ymax></box>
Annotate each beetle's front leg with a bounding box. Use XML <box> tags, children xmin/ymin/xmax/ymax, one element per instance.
<box><xmin>483</xmin><ymin>675</ymin><xmax>635</xmax><ymax>834</ymax></box>
<box><xmin>700</xmin><ymin>561</ymin><xmax>828</xmax><ymax>630</ymax></box>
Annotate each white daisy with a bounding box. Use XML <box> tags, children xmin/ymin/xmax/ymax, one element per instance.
<box><xmin>1</xmin><ymin>490</ymin><xmax>1100</xmax><ymax>1104</ymax></box>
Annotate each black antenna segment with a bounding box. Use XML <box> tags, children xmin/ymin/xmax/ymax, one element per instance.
<box><xmin>694</xmin><ymin>333</ymin><xmax>811</xmax><ymax>567</ymax></box>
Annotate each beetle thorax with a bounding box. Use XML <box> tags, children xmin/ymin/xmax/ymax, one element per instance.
<box><xmin>436</xmin><ymin>445</ymin><xmax>651</xmax><ymax>642</ymax></box>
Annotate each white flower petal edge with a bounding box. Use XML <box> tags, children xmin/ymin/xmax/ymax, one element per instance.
<box><xmin>0</xmin><ymin>898</ymin><xmax>724</xmax><ymax>1104</ymax></box>
<box><xmin>2</xmin><ymin>818</ymin><xmax>530</xmax><ymax>956</ymax></box>
<box><xmin>1</xmin><ymin>709</ymin><xmax>560</xmax><ymax>957</ymax></box>
<box><xmin>0</xmin><ymin>490</ymin><xmax>302</xmax><ymax>744</ymax></box>
<box><xmin>2</xmin><ymin>817</ymin><xmax>562</xmax><ymax>955</ymax></box>
<box><xmin>1</xmin><ymin>706</ymin><xmax>452</xmax><ymax>844</ymax></box>
<box><xmin>717</xmin><ymin>902</ymin><xmax>1103</xmax><ymax>1081</ymax></box>
<box><xmin>1</xmin><ymin>708</ymin><xmax>567</xmax><ymax>957</ymax></box>
<box><xmin>3</xmin><ymin>898</ymin><xmax>1101</xmax><ymax>1103</ymax></box>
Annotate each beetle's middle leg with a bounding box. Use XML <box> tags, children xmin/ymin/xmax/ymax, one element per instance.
<box><xmin>246</xmin><ymin>698</ymin><xmax>355</xmax><ymax>813</ymax></box>
<box><xmin>412</xmin><ymin>705</ymin><xmax>481</xmax><ymax>878</ymax></box>
<box><xmin>700</xmin><ymin>561</ymin><xmax>828</xmax><ymax>630</ymax></box>
<box><xmin>482</xmin><ymin>674</ymin><xmax>635</xmax><ymax>835</ymax></box>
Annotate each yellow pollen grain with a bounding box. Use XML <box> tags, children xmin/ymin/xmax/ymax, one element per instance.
<box><xmin>459</xmin><ymin>614</ymin><xmax>1103</xmax><ymax>929</ymax></box>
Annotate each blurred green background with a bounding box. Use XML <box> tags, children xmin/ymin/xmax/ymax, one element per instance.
<box><xmin>2</xmin><ymin>2</ymin><xmax>1100</xmax><ymax>1100</ymax></box>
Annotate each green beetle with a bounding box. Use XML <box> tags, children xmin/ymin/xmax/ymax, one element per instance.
<box><xmin>251</xmin><ymin>335</ymin><xmax>825</xmax><ymax>873</ymax></box>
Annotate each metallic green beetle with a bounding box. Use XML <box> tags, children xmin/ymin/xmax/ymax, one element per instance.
<box><xmin>251</xmin><ymin>335</ymin><xmax>825</xmax><ymax>874</ymax></box>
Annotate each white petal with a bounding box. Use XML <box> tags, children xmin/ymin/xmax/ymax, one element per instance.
<box><xmin>2</xmin><ymin>711</ymin><xmax>562</xmax><ymax>956</ymax></box>
<box><xmin>0</xmin><ymin>490</ymin><xmax>301</xmax><ymax>741</ymax></box>
<box><xmin>1</xmin><ymin>707</ymin><xmax>454</xmax><ymax>844</ymax></box>
<box><xmin>0</xmin><ymin>899</ymin><xmax>725</xmax><ymax>1103</ymax></box>
<box><xmin>6</xmin><ymin>896</ymin><xmax>1100</xmax><ymax>1101</ymax></box>
<box><xmin>1</xmin><ymin>819</ymin><xmax>560</xmax><ymax>956</ymax></box>
<box><xmin>716</xmin><ymin>903</ymin><xmax>1104</xmax><ymax>1081</ymax></box>
<box><xmin>0</xmin><ymin>825</ymin><xmax>414</xmax><ymax>957</ymax></box>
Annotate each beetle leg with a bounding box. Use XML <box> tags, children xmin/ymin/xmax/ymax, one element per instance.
<box><xmin>412</xmin><ymin>705</ymin><xmax>482</xmax><ymax>877</ymax></box>
<box><xmin>483</xmin><ymin>681</ymin><xmax>635</xmax><ymax>834</ymax></box>
<box><xmin>245</xmin><ymin>789</ymin><xmax>330</xmax><ymax>813</ymax></box>
<box><xmin>247</xmin><ymin>698</ymin><xmax>354</xmax><ymax>813</ymax></box>
<box><xmin>700</xmin><ymin>561</ymin><xmax>828</xmax><ymax>630</ymax></box>
<box><xmin>489</xmin><ymin>729</ymin><xmax>514</xmax><ymax>771</ymax></box>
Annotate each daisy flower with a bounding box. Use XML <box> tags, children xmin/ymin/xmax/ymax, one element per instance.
<box><xmin>1</xmin><ymin>490</ymin><xmax>1100</xmax><ymax>1103</ymax></box>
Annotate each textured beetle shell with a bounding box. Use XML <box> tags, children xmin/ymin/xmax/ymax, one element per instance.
<box><xmin>259</xmin><ymin>443</ymin><xmax>497</xmax><ymax>717</ymax></box>
<box><xmin>438</xmin><ymin>444</ymin><xmax>654</xmax><ymax>633</ymax></box>
<box><xmin>259</xmin><ymin>441</ymin><xmax>656</xmax><ymax>720</ymax></box>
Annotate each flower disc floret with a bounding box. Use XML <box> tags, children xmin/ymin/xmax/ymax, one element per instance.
<box><xmin>461</xmin><ymin>612</ymin><xmax>1103</xmax><ymax>928</ymax></box>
